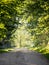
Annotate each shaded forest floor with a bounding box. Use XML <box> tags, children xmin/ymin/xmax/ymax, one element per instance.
<box><xmin>0</xmin><ymin>48</ymin><xmax>49</xmax><ymax>65</ymax></box>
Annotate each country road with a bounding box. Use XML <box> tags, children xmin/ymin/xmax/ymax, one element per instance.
<box><xmin>0</xmin><ymin>48</ymin><xmax>49</xmax><ymax>65</ymax></box>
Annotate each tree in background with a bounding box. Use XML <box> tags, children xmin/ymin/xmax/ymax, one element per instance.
<box><xmin>17</xmin><ymin>0</ymin><xmax>49</xmax><ymax>46</ymax></box>
<box><xmin>12</xmin><ymin>20</ymin><xmax>32</xmax><ymax>48</ymax></box>
<box><xmin>0</xmin><ymin>0</ymin><xmax>49</xmax><ymax>48</ymax></box>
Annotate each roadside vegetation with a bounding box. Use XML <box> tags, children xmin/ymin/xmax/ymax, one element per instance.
<box><xmin>29</xmin><ymin>44</ymin><xmax>49</xmax><ymax>59</ymax></box>
<box><xmin>0</xmin><ymin>0</ymin><xmax>49</xmax><ymax>60</ymax></box>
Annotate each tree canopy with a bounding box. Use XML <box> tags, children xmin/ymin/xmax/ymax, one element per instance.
<box><xmin>0</xmin><ymin>0</ymin><xmax>49</xmax><ymax>48</ymax></box>
<box><xmin>0</xmin><ymin>0</ymin><xmax>19</xmax><ymax>47</ymax></box>
<box><xmin>18</xmin><ymin>0</ymin><xmax>49</xmax><ymax>46</ymax></box>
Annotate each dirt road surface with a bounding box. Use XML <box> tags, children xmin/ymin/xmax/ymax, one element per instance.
<box><xmin>0</xmin><ymin>48</ymin><xmax>49</xmax><ymax>65</ymax></box>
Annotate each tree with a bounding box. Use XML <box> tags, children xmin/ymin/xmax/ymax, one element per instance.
<box><xmin>0</xmin><ymin>0</ymin><xmax>20</xmax><ymax>48</ymax></box>
<box><xmin>26</xmin><ymin>0</ymin><xmax>49</xmax><ymax>46</ymax></box>
<box><xmin>0</xmin><ymin>0</ymin><xmax>28</xmax><ymax>48</ymax></box>
<box><xmin>16</xmin><ymin>0</ymin><xmax>49</xmax><ymax>46</ymax></box>
<box><xmin>13</xmin><ymin>21</ymin><xmax>32</xmax><ymax>48</ymax></box>
<box><xmin>0</xmin><ymin>0</ymin><xmax>49</xmax><ymax>48</ymax></box>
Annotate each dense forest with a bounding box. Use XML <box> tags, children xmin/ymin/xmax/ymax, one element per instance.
<box><xmin>0</xmin><ymin>0</ymin><xmax>49</xmax><ymax>58</ymax></box>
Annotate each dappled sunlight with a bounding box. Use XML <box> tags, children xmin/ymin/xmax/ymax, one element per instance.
<box><xmin>0</xmin><ymin>0</ymin><xmax>49</xmax><ymax>63</ymax></box>
<box><xmin>11</xmin><ymin>19</ymin><xmax>33</xmax><ymax>48</ymax></box>
<box><xmin>0</xmin><ymin>23</ymin><xmax>5</xmax><ymax>29</ymax></box>
<box><xmin>1</xmin><ymin>0</ymin><xmax>13</xmax><ymax>3</ymax></box>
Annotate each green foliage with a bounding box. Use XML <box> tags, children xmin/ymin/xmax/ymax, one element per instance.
<box><xmin>23</xmin><ymin>0</ymin><xmax>49</xmax><ymax>46</ymax></box>
<box><xmin>29</xmin><ymin>44</ymin><xmax>49</xmax><ymax>59</ymax></box>
<box><xmin>0</xmin><ymin>48</ymin><xmax>13</xmax><ymax>53</ymax></box>
<box><xmin>0</xmin><ymin>0</ymin><xmax>49</xmax><ymax>51</ymax></box>
<box><xmin>0</xmin><ymin>0</ymin><xmax>20</xmax><ymax>47</ymax></box>
<box><xmin>12</xmin><ymin>21</ymin><xmax>32</xmax><ymax>48</ymax></box>
<box><xmin>44</xmin><ymin>53</ymin><xmax>49</xmax><ymax>59</ymax></box>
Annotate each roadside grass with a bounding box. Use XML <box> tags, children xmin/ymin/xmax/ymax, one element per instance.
<box><xmin>29</xmin><ymin>44</ymin><xmax>49</xmax><ymax>59</ymax></box>
<box><xmin>0</xmin><ymin>48</ymin><xmax>14</xmax><ymax>53</ymax></box>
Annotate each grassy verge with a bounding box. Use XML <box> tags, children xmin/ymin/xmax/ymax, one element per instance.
<box><xmin>0</xmin><ymin>48</ymin><xmax>14</xmax><ymax>53</ymax></box>
<box><xmin>29</xmin><ymin>44</ymin><xmax>49</xmax><ymax>59</ymax></box>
